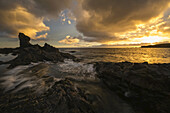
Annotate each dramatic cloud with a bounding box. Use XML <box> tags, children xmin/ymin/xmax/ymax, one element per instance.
<box><xmin>116</xmin><ymin>8</ymin><xmax>170</xmax><ymax>44</ymax></box>
<box><xmin>158</xmin><ymin>9</ymin><xmax>170</xmax><ymax>35</ymax></box>
<box><xmin>0</xmin><ymin>0</ymin><xmax>73</xmax><ymax>18</ymax></box>
<box><xmin>73</xmin><ymin>0</ymin><xmax>170</xmax><ymax>42</ymax></box>
<box><xmin>23</xmin><ymin>0</ymin><xmax>73</xmax><ymax>18</ymax></box>
<box><xmin>0</xmin><ymin>0</ymin><xmax>170</xmax><ymax>45</ymax></box>
<box><xmin>35</xmin><ymin>33</ymin><xmax>48</xmax><ymax>39</ymax></box>
<box><xmin>0</xmin><ymin>6</ymin><xmax>49</xmax><ymax>38</ymax></box>
<box><xmin>0</xmin><ymin>0</ymin><xmax>72</xmax><ymax>38</ymax></box>
<box><xmin>58</xmin><ymin>35</ymin><xmax>81</xmax><ymax>44</ymax></box>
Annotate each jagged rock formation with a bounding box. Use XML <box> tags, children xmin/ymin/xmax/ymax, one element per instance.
<box><xmin>0</xmin><ymin>33</ymin><xmax>77</xmax><ymax>68</ymax></box>
<box><xmin>43</xmin><ymin>43</ymin><xmax>59</xmax><ymax>52</ymax></box>
<box><xmin>19</xmin><ymin>33</ymin><xmax>32</xmax><ymax>48</ymax></box>
<box><xmin>95</xmin><ymin>62</ymin><xmax>170</xmax><ymax>113</ymax></box>
<box><xmin>0</xmin><ymin>48</ymin><xmax>18</xmax><ymax>54</ymax></box>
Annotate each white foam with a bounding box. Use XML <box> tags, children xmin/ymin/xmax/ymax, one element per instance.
<box><xmin>0</xmin><ymin>53</ymin><xmax>17</xmax><ymax>62</ymax></box>
<box><xmin>55</xmin><ymin>59</ymin><xmax>96</xmax><ymax>79</ymax></box>
<box><xmin>0</xmin><ymin>60</ymin><xmax>97</xmax><ymax>94</ymax></box>
<box><xmin>1</xmin><ymin>64</ymin><xmax>36</xmax><ymax>92</ymax></box>
<box><xmin>5</xmin><ymin>65</ymin><xmax>31</xmax><ymax>75</ymax></box>
<box><xmin>0</xmin><ymin>63</ymin><xmax>51</xmax><ymax>93</ymax></box>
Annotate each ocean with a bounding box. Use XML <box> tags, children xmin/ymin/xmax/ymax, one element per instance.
<box><xmin>60</xmin><ymin>48</ymin><xmax>170</xmax><ymax>64</ymax></box>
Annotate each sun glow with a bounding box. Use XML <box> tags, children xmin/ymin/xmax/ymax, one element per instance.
<box><xmin>140</xmin><ymin>36</ymin><xmax>166</xmax><ymax>44</ymax></box>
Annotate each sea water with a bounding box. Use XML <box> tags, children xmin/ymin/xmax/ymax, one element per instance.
<box><xmin>60</xmin><ymin>48</ymin><xmax>170</xmax><ymax>63</ymax></box>
<box><xmin>0</xmin><ymin>48</ymin><xmax>169</xmax><ymax>93</ymax></box>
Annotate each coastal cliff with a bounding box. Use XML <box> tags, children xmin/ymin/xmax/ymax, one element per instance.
<box><xmin>141</xmin><ymin>43</ymin><xmax>170</xmax><ymax>48</ymax></box>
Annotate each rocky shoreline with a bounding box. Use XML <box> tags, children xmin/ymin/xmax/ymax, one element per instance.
<box><xmin>0</xmin><ymin>33</ymin><xmax>77</xmax><ymax>69</ymax></box>
<box><xmin>0</xmin><ymin>62</ymin><xmax>169</xmax><ymax>113</ymax></box>
<box><xmin>0</xmin><ymin>33</ymin><xmax>169</xmax><ymax>113</ymax></box>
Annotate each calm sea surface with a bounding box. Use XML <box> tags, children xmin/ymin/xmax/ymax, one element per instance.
<box><xmin>60</xmin><ymin>48</ymin><xmax>170</xmax><ymax>64</ymax></box>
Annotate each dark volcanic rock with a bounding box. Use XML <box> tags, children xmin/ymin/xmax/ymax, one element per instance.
<box><xmin>95</xmin><ymin>62</ymin><xmax>170</xmax><ymax>113</ymax></box>
<box><xmin>43</xmin><ymin>43</ymin><xmax>59</xmax><ymax>53</ymax></box>
<box><xmin>0</xmin><ymin>33</ymin><xmax>77</xmax><ymax>68</ymax></box>
<box><xmin>0</xmin><ymin>61</ymin><xmax>3</xmax><ymax>65</ymax></box>
<box><xmin>19</xmin><ymin>33</ymin><xmax>32</xmax><ymax>48</ymax></box>
<box><xmin>0</xmin><ymin>63</ymin><xmax>135</xmax><ymax>113</ymax></box>
<box><xmin>0</xmin><ymin>48</ymin><xmax>19</xmax><ymax>55</ymax></box>
<box><xmin>69</xmin><ymin>51</ymin><xmax>76</xmax><ymax>53</ymax></box>
<box><xmin>0</xmin><ymin>79</ymin><xmax>95</xmax><ymax>113</ymax></box>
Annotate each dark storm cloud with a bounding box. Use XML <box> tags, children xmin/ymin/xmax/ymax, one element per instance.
<box><xmin>0</xmin><ymin>0</ymin><xmax>169</xmax><ymax>43</ymax></box>
<box><xmin>74</xmin><ymin>0</ymin><xmax>170</xmax><ymax>42</ymax></box>
<box><xmin>0</xmin><ymin>0</ymin><xmax>73</xmax><ymax>17</ymax></box>
<box><xmin>81</xmin><ymin>32</ymin><xmax>119</xmax><ymax>42</ymax></box>
<box><xmin>20</xmin><ymin>0</ymin><xmax>73</xmax><ymax>18</ymax></box>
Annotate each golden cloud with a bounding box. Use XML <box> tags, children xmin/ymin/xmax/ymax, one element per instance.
<box><xmin>0</xmin><ymin>0</ymin><xmax>170</xmax><ymax>45</ymax></box>
<box><xmin>0</xmin><ymin>0</ymin><xmax>72</xmax><ymax>39</ymax></box>
<box><xmin>58</xmin><ymin>35</ymin><xmax>80</xmax><ymax>44</ymax></box>
<box><xmin>73</xmin><ymin>0</ymin><xmax>170</xmax><ymax>42</ymax></box>
<box><xmin>0</xmin><ymin>6</ymin><xmax>49</xmax><ymax>39</ymax></box>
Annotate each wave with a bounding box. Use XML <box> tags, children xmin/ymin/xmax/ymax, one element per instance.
<box><xmin>0</xmin><ymin>60</ymin><xmax>97</xmax><ymax>94</ymax></box>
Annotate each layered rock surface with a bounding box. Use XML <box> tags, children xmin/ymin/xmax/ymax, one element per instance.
<box><xmin>0</xmin><ymin>33</ymin><xmax>77</xmax><ymax>68</ymax></box>
<box><xmin>0</xmin><ymin>63</ymin><xmax>134</xmax><ymax>113</ymax></box>
<box><xmin>0</xmin><ymin>79</ymin><xmax>95</xmax><ymax>113</ymax></box>
<box><xmin>95</xmin><ymin>62</ymin><xmax>170</xmax><ymax>113</ymax></box>
<box><xmin>0</xmin><ymin>56</ymin><xmax>169</xmax><ymax>112</ymax></box>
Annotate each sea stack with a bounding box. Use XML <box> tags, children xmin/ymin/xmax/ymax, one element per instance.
<box><xmin>18</xmin><ymin>33</ymin><xmax>32</xmax><ymax>48</ymax></box>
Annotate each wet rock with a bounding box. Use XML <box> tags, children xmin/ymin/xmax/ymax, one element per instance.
<box><xmin>42</xmin><ymin>43</ymin><xmax>59</xmax><ymax>53</ymax></box>
<box><xmin>0</xmin><ymin>61</ymin><xmax>134</xmax><ymax>113</ymax></box>
<box><xmin>95</xmin><ymin>62</ymin><xmax>170</xmax><ymax>113</ymax></box>
<box><xmin>69</xmin><ymin>51</ymin><xmax>76</xmax><ymax>53</ymax></box>
<box><xmin>0</xmin><ymin>79</ymin><xmax>95</xmax><ymax>113</ymax></box>
<box><xmin>60</xmin><ymin>52</ymin><xmax>77</xmax><ymax>61</ymax></box>
<box><xmin>0</xmin><ymin>48</ymin><xmax>19</xmax><ymax>55</ymax></box>
<box><xmin>0</xmin><ymin>61</ymin><xmax>3</xmax><ymax>65</ymax></box>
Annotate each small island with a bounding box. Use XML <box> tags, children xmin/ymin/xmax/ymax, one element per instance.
<box><xmin>141</xmin><ymin>43</ymin><xmax>170</xmax><ymax>48</ymax></box>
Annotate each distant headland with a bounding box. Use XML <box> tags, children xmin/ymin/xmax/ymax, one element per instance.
<box><xmin>141</xmin><ymin>43</ymin><xmax>170</xmax><ymax>48</ymax></box>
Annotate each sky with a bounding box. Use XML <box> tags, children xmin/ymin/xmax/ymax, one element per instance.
<box><xmin>0</xmin><ymin>0</ymin><xmax>170</xmax><ymax>48</ymax></box>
